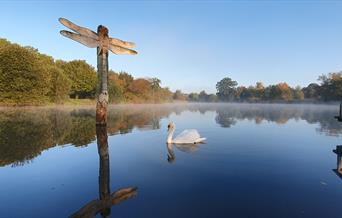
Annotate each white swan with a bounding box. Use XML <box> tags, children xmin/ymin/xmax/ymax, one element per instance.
<box><xmin>167</xmin><ymin>122</ymin><xmax>206</xmax><ymax>144</ymax></box>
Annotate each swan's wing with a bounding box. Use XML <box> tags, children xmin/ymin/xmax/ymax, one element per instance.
<box><xmin>173</xmin><ymin>129</ymin><xmax>202</xmax><ymax>143</ymax></box>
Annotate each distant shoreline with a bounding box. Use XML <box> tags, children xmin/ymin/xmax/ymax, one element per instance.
<box><xmin>0</xmin><ymin>100</ymin><xmax>340</xmax><ymax>110</ymax></box>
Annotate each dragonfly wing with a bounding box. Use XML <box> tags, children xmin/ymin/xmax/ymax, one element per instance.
<box><xmin>60</xmin><ymin>31</ymin><xmax>99</xmax><ymax>48</ymax></box>
<box><xmin>109</xmin><ymin>44</ymin><xmax>137</xmax><ymax>55</ymax></box>
<box><xmin>110</xmin><ymin>37</ymin><xmax>136</xmax><ymax>49</ymax></box>
<box><xmin>59</xmin><ymin>18</ymin><xmax>98</xmax><ymax>40</ymax></box>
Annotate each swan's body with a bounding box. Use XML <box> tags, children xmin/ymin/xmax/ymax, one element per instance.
<box><xmin>167</xmin><ymin>122</ymin><xmax>206</xmax><ymax>144</ymax></box>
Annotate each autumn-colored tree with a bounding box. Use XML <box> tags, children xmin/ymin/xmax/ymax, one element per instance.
<box><xmin>128</xmin><ymin>79</ymin><xmax>151</xmax><ymax>96</ymax></box>
<box><xmin>108</xmin><ymin>71</ymin><xmax>125</xmax><ymax>103</ymax></box>
<box><xmin>277</xmin><ymin>83</ymin><xmax>293</xmax><ymax>101</ymax></box>
<box><xmin>318</xmin><ymin>72</ymin><xmax>342</xmax><ymax>101</ymax></box>
<box><xmin>118</xmin><ymin>71</ymin><xmax>134</xmax><ymax>90</ymax></box>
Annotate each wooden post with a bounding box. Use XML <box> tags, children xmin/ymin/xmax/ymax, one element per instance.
<box><xmin>59</xmin><ymin>18</ymin><xmax>137</xmax><ymax>125</ymax></box>
<box><xmin>96</xmin><ymin>26</ymin><xmax>109</xmax><ymax>125</ymax></box>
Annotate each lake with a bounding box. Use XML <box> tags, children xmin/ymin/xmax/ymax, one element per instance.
<box><xmin>0</xmin><ymin>103</ymin><xmax>342</xmax><ymax>218</ymax></box>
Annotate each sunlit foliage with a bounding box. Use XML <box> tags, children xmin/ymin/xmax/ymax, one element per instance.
<box><xmin>0</xmin><ymin>39</ymin><xmax>176</xmax><ymax>105</ymax></box>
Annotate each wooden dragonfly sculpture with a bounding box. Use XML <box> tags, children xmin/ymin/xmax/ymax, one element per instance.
<box><xmin>59</xmin><ymin>18</ymin><xmax>137</xmax><ymax>125</ymax></box>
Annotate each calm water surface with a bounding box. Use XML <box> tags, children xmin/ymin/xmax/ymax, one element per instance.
<box><xmin>1</xmin><ymin>103</ymin><xmax>342</xmax><ymax>218</ymax></box>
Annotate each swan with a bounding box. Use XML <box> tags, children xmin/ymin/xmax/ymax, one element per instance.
<box><xmin>167</xmin><ymin>122</ymin><xmax>206</xmax><ymax>144</ymax></box>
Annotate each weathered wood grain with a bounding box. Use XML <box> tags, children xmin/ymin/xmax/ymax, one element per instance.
<box><xmin>110</xmin><ymin>37</ymin><xmax>135</xmax><ymax>48</ymax></box>
<box><xmin>96</xmin><ymin>26</ymin><xmax>109</xmax><ymax>125</ymax></box>
<box><xmin>59</xmin><ymin>18</ymin><xmax>98</xmax><ymax>39</ymax></box>
<box><xmin>109</xmin><ymin>44</ymin><xmax>138</xmax><ymax>55</ymax></box>
<box><xmin>60</xmin><ymin>30</ymin><xmax>99</xmax><ymax>48</ymax></box>
<box><xmin>69</xmin><ymin>187</ymin><xmax>137</xmax><ymax>218</ymax></box>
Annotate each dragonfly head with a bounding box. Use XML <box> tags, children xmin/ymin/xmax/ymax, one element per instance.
<box><xmin>97</xmin><ymin>25</ymin><xmax>108</xmax><ymax>38</ymax></box>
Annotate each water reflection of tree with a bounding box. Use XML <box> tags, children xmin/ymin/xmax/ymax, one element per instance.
<box><xmin>215</xmin><ymin>110</ymin><xmax>237</xmax><ymax>127</ymax></box>
<box><xmin>0</xmin><ymin>106</ymin><xmax>172</xmax><ymax>167</ymax></box>
<box><xmin>213</xmin><ymin>104</ymin><xmax>342</xmax><ymax>137</ymax></box>
<box><xmin>0</xmin><ymin>104</ymin><xmax>341</xmax><ymax>167</ymax></box>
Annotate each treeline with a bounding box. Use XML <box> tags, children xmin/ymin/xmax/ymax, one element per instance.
<box><xmin>0</xmin><ymin>38</ymin><xmax>174</xmax><ymax>105</ymax></box>
<box><xmin>188</xmin><ymin>73</ymin><xmax>342</xmax><ymax>102</ymax></box>
<box><xmin>1</xmin><ymin>38</ymin><xmax>341</xmax><ymax>105</ymax></box>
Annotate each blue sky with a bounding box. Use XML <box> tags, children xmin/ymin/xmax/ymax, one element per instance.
<box><xmin>1</xmin><ymin>1</ymin><xmax>342</xmax><ymax>93</ymax></box>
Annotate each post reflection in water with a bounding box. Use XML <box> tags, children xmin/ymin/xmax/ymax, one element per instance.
<box><xmin>70</xmin><ymin>126</ymin><xmax>137</xmax><ymax>218</ymax></box>
<box><xmin>332</xmin><ymin>145</ymin><xmax>342</xmax><ymax>179</ymax></box>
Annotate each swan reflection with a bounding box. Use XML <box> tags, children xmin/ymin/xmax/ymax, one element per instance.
<box><xmin>70</xmin><ymin>126</ymin><xmax>137</xmax><ymax>218</ymax></box>
<box><xmin>166</xmin><ymin>143</ymin><xmax>201</xmax><ymax>164</ymax></box>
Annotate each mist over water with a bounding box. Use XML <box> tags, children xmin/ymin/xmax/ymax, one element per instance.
<box><xmin>0</xmin><ymin>103</ymin><xmax>341</xmax><ymax>217</ymax></box>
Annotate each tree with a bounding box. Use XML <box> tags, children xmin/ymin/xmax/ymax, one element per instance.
<box><xmin>0</xmin><ymin>43</ymin><xmax>51</xmax><ymax>105</ymax></box>
<box><xmin>150</xmin><ymin>77</ymin><xmax>161</xmax><ymax>103</ymax></box>
<box><xmin>318</xmin><ymin>72</ymin><xmax>342</xmax><ymax>101</ymax></box>
<box><xmin>277</xmin><ymin>83</ymin><xmax>293</xmax><ymax>101</ymax></box>
<box><xmin>118</xmin><ymin>71</ymin><xmax>134</xmax><ymax>90</ymax></box>
<box><xmin>208</xmin><ymin>94</ymin><xmax>218</xmax><ymax>102</ymax></box>
<box><xmin>216</xmin><ymin>77</ymin><xmax>238</xmax><ymax>101</ymax></box>
<box><xmin>188</xmin><ymin>93</ymin><xmax>199</xmax><ymax>102</ymax></box>
<box><xmin>150</xmin><ymin>77</ymin><xmax>161</xmax><ymax>90</ymax></box>
<box><xmin>57</xmin><ymin>60</ymin><xmax>98</xmax><ymax>99</ymax></box>
<box><xmin>199</xmin><ymin>90</ymin><xmax>208</xmax><ymax>102</ymax></box>
<box><xmin>255</xmin><ymin>82</ymin><xmax>265</xmax><ymax>99</ymax></box>
<box><xmin>302</xmin><ymin>83</ymin><xmax>320</xmax><ymax>100</ymax></box>
<box><xmin>173</xmin><ymin>90</ymin><xmax>186</xmax><ymax>101</ymax></box>
<box><xmin>0</xmin><ymin>38</ymin><xmax>11</xmax><ymax>48</ymax></box>
<box><xmin>293</xmin><ymin>86</ymin><xmax>304</xmax><ymax>100</ymax></box>
<box><xmin>49</xmin><ymin>66</ymin><xmax>71</xmax><ymax>103</ymax></box>
<box><xmin>128</xmin><ymin>79</ymin><xmax>151</xmax><ymax>97</ymax></box>
<box><xmin>108</xmin><ymin>71</ymin><xmax>124</xmax><ymax>103</ymax></box>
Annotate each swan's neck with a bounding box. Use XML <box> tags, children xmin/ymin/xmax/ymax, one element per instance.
<box><xmin>167</xmin><ymin>129</ymin><xmax>174</xmax><ymax>143</ymax></box>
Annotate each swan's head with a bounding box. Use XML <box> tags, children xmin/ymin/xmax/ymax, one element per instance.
<box><xmin>167</xmin><ymin>122</ymin><xmax>176</xmax><ymax>132</ymax></box>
